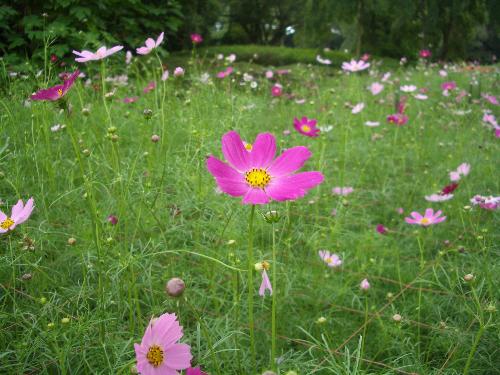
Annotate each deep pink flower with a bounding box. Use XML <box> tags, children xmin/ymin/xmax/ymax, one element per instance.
<box><xmin>271</xmin><ymin>84</ymin><xmax>283</xmax><ymax>97</ymax></box>
<box><xmin>0</xmin><ymin>198</ymin><xmax>34</xmax><ymax>234</ymax></box>
<box><xmin>470</xmin><ymin>195</ymin><xmax>500</xmax><ymax>210</ymax></box>
<box><xmin>50</xmin><ymin>54</ymin><xmax>58</xmax><ymax>63</ymax></box>
<box><xmin>123</xmin><ymin>97</ymin><xmax>138</xmax><ymax>104</ymax></box>
<box><xmin>495</xmin><ymin>129</ymin><xmax>500</xmax><ymax>138</ymax></box>
<box><xmin>318</xmin><ymin>250</ymin><xmax>342</xmax><ymax>267</ymax></box>
<box><xmin>136</xmin><ymin>32</ymin><xmax>164</xmax><ymax>55</ymax></box>
<box><xmin>442</xmin><ymin>182</ymin><xmax>459</xmax><ymax>195</ymax></box>
<box><xmin>259</xmin><ymin>269</ymin><xmax>273</xmax><ymax>296</ymax></box>
<box><xmin>143</xmin><ymin>81</ymin><xmax>156</xmax><ymax>94</ymax></box>
<box><xmin>190</xmin><ymin>33</ymin><xmax>203</xmax><ymax>44</ymax></box>
<box><xmin>73</xmin><ymin>46</ymin><xmax>123</xmax><ymax>62</ymax></box>
<box><xmin>107</xmin><ymin>215</ymin><xmax>118</xmax><ymax>225</ymax></box>
<box><xmin>441</xmin><ymin>81</ymin><xmax>457</xmax><ymax>91</ymax></box>
<box><xmin>376</xmin><ymin>224</ymin><xmax>387</xmax><ymax>234</ymax></box>
<box><xmin>405</xmin><ymin>208</ymin><xmax>446</xmax><ymax>226</ymax></box>
<box><xmin>293</xmin><ymin>117</ymin><xmax>320</xmax><ymax>137</ymax></box>
<box><xmin>206</xmin><ymin>131</ymin><xmax>324</xmax><ymax>204</ymax></box>
<box><xmin>216</xmin><ymin>67</ymin><xmax>233</xmax><ymax>79</ymax></box>
<box><xmin>187</xmin><ymin>367</ymin><xmax>207</xmax><ymax>375</ymax></box>
<box><xmin>419</xmin><ymin>49</ymin><xmax>432</xmax><ymax>58</ymax></box>
<box><xmin>134</xmin><ymin>312</ymin><xmax>192</xmax><ymax>375</ymax></box>
<box><xmin>31</xmin><ymin>70</ymin><xmax>80</xmax><ymax>101</ymax></box>
<box><xmin>387</xmin><ymin>113</ymin><xmax>408</xmax><ymax>126</ymax></box>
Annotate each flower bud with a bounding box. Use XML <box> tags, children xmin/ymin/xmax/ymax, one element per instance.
<box><xmin>165</xmin><ymin>277</ymin><xmax>185</xmax><ymax>297</ymax></box>
<box><xmin>316</xmin><ymin>316</ymin><xmax>327</xmax><ymax>324</ymax></box>
<box><xmin>67</xmin><ymin>237</ymin><xmax>77</xmax><ymax>245</ymax></box>
<box><xmin>392</xmin><ymin>313</ymin><xmax>402</xmax><ymax>322</ymax></box>
<box><xmin>463</xmin><ymin>273</ymin><xmax>474</xmax><ymax>282</ymax></box>
<box><xmin>61</xmin><ymin>317</ymin><xmax>70</xmax><ymax>324</ymax></box>
<box><xmin>143</xmin><ymin>109</ymin><xmax>153</xmax><ymax>119</ymax></box>
<box><xmin>21</xmin><ymin>273</ymin><xmax>32</xmax><ymax>281</ymax></box>
<box><xmin>151</xmin><ymin>134</ymin><xmax>160</xmax><ymax>143</ymax></box>
<box><xmin>262</xmin><ymin>210</ymin><xmax>280</xmax><ymax>223</ymax></box>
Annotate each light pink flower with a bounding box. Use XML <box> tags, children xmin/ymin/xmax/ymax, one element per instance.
<box><xmin>482</xmin><ymin>113</ymin><xmax>498</xmax><ymax>127</ymax></box>
<box><xmin>226</xmin><ymin>54</ymin><xmax>236</xmax><ymax>63</ymax></box>
<box><xmin>351</xmin><ymin>103</ymin><xmax>365</xmax><ymax>114</ymax></box>
<box><xmin>414</xmin><ymin>94</ymin><xmax>428</xmax><ymax>100</ymax></box>
<box><xmin>332</xmin><ymin>187</ymin><xmax>354</xmax><ymax>196</ymax></box>
<box><xmin>364</xmin><ymin>121</ymin><xmax>380</xmax><ymax>127</ymax></box>
<box><xmin>483</xmin><ymin>94</ymin><xmax>499</xmax><ymax>105</ymax></box>
<box><xmin>123</xmin><ymin>97</ymin><xmax>138</xmax><ymax>104</ymax></box>
<box><xmin>162</xmin><ymin>70</ymin><xmax>169</xmax><ymax>81</ymax></box>
<box><xmin>259</xmin><ymin>269</ymin><xmax>273</xmax><ymax>296</ymax></box>
<box><xmin>441</xmin><ymin>81</ymin><xmax>457</xmax><ymax>91</ymax></box>
<box><xmin>425</xmin><ymin>194</ymin><xmax>454</xmax><ymax>202</ymax></box>
<box><xmin>134</xmin><ymin>312</ymin><xmax>192</xmax><ymax>375</ymax></box>
<box><xmin>316</xmin><ymin>55</ymin><xmax>332</xmax><ymax>65</ymax></box>
<box><xmin>381</xmin><ymin>72</ymin><xmax>391</xmax><ymax>82</ymax></box>
<box><xmin>206</xmin><ymin>131</ymin><xmax>324</xmax><ymax>204</ymax></box>
<box><xmin>73</xmin><ymin>46</ymin><xmax>123</xmax><ymax>63</ymax></box>
<box><xmin>216</xmin><ymin>67</ymin><xmax>233</xmax><ymax>79</ymax></box>
<box><xmin>360</xmin><ymin>279</ymin><xmax>370</xmax><ymax>290</ymax></box>
<box><xmin>318</xmin><ymin>250</ymin><xmax>342</xmax><ymax>267</ymax></box>
<box><xmin>369</xmin><ymin>82</ymin><xmax>384</xmax><ymax>95</ymax></box>
<box><xmin>0</xmin><ymin>198</ymin><xmax>34</xmax><ymax>234</ymax></box>
<box><xmin>174</xmin><ymin>67</ymin><xmax>185</xmax><ymax>77</ymax></box>
<box><xmin>294</xmin><ymin>117</ymin><xmax>320</xmax><ymax>137</ymax></box>
<box><xmin>470</xmin><ymin>195</ymin><xmax>500</xmax><ymax>210</ymax></box>
<box><xmin>400</xmin><ymin>85</ymin><xmax>417</xmax><ymax>93</ymax></box>
<box><xmin>143</xmin><ymin>81</ymin><xmax>156</xmax><ymax>94</ymax></box>
<box><xmin>404</xmin><ymin>208</ymin><xmax>446</xmax><ymax>226</ymax></box>
<box><xmin>342</xmin><ymin>59</ymin><xmax>370</xmax><ymax>72</ymax></box>
<box><xmin>439</xmin><ymin>69</ymin><xmax>448</xmax><ymax>77</ymax></box>
<box><xmin>136</xmin><ymin>32</ymin><xmax>164</xmax><ymax>55</ymax></box>
<box><xmin>449</xmin><ymin>163</ymin><xmax>470</xmax><ymax>181</ymax></box>
<box><xmin>265</xmin><ymin>70</ymin><xmax>274</xmax><ymax>79</ymax></box>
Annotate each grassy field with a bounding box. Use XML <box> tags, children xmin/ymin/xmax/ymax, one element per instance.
<box><xmin>0</xmin><ymin>52</ymin><xmax>499</xmax><ymax>375</ymax></box>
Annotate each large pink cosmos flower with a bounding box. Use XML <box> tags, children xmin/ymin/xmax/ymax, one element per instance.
<box><xmin>0</xmin><ymin>198</ymin><xmax>34</xmax><ymax>234</ymax></box>
<box><xmin>137</xmin><ymin>32</ymin><xmax>164</xmax><ymax>55</ymax></box>
<box><xmin>342</xmin><ymin>59</ymin><xmax>370</xmax><ymax>72</ymax></box>
<box><xmin>73</xmin><ymin>46</ymin><xmax>123</xmax><ymax>62</ymax></box>
<box><xmin>404</xmin><ymin>208</ymin><xmax>446</xmax><ymax>226</ymax></box>
<box><xmin>31</xmin><ymin>71</ymin><xmax>79</xmax><ymax>101</ymax></box>
<box><xmin>293</xmin><ymin>117</ymin><xmax>320</xmax><ymax>137</ymax></box>
<box><xmin>134</xmin><ymin>313</ymin><xmax>192</xmax><ymax>375</ymax></box>
<box><xmin>206</xmin><ymin>131</ymin><xmax>324</xmax><ymax>204</ymax></box>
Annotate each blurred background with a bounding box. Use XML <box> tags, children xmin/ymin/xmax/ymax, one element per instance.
<box><xmin>1</xmin><ymin>0</ymin><xmax>499</xmax><ymax>65</ymax></box>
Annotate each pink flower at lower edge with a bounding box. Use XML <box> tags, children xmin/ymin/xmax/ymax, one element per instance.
<box><xmin>73</xmin><ymin>46</ymin><xmax>123</xmax><ymax>63</ymax></box>
<box><xmin>134</xmin><ymin>313</ymin><xmax>192</xmax><ymax>375</ymax></box>
<box><xmin>294</xmin><ymin>117</ymin><xmax>320</xmax><ymax>137</ymax></box>
<box><xmin>360</xmin><ymin>278</ymin><xmax>370</xmax><ymax>290</ymax></box>
<box><xmin>332</xmin><ymin>187</ymin><xmax>353</xmax><ymax>196</ymax></box>
<box><xmin>259</xmin><ymin>269</ymin><xmax>273</xmax><ymax>296</ymax></box>
<box><xmin>318</xmin><ymin>250</ymin><xmax>342</xmax><ymax>267</ymax></box>
<box><xmin>0</xmin><ymin>198</ymin><xmax>34</xmax><ymax>234</ymax></box>
<box><xmin>187</xmin><ymin>367</ymin><xmax>207</xmax><ymax>375</ymax></box>
<box><xmin>405</xmin><ymin>208</ymin><xmax>446</xmax><ymax>226</ymax></box>
<box><xmin>31</xmin><ymin>71</ymin><xmax>79</xmax><ymax>101</ymax></box>
<box><xmin>483</xmin><ymin>94</ymin><xmax>499</xmax><ymax>106</ymax></box>
<box><xmin>206</xmin><ymin>131</ymin><xmax>324</xmax><ymax>204</ymax></box>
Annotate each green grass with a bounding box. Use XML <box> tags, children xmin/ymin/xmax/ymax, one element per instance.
<box><xmin>0</xmin><ymin>53</ymin><xmax>499</xmax><ymax>375</ymax></box>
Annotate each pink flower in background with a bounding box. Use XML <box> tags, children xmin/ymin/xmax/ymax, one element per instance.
<box><xmin>259</xmin><ymin>269</ymin><xmax>273</xmax><ymax>296</ymax></box>
<box><xmin>439</xmin><ymin>69</ymin><xmax>448</xmax><ymax>77</ymax></box>
<box><xmin>174</xmin><ymin>67</ymin><xmax>185</xmax><ymax>77</ymax></box>
<box><xmin>143</xmin><ymin>81</ymin><xmax>156</xmax><ymax>94</ymax></box>
<box><xmin>376</xmin><ymin>224</ymin><xmax>387</xmax><ymax>234</ymax></box>
<box><xmin>187</xmin><ymin>367</ymin><xmax>208</xmax><ymax>375</ymax></box>
<box><xmin>405</xmin><ymin>208</ymin><xmax>446</xmax><ymax>226</ymax></box>
<box><xmin>276</xmin><ymin>69</ymin><xmax>290</xmax><ymax>75</ymax></box>
<box><xmin>332</xmin><ymin>187</ymin><xmax>354</xmax><ymax>196</ymax></box>
<box><xmin>319</xmin><ymin>250</ymin><xmax>342</xmax><ymax>267</ymax></box>
<box><xmin>456</xmin><ymin>90</ymin><xmax>467</xmax><ymax>102</ymax></box>
<box><xmin>381</xmin><ymin>72</ymin><xmax>391</xmax><ymax>82</ymax></box>
<box><xmin>265</xmin><ymin>70</ymin><xmax>274</xmax><ymax>79</ymax></box>
<box><xmin>400</xmin><ymin>85</ymin><xmax>417</xmax><ymax>93</ymax></box>
<box><xmin>190</xmin><ymin>33</ymin><xmax>203</xmax><ymax>44</ymax></box>
<box><xmin>134</xmin><ymin>313</ymin><xmax>192</xmax><ymax>375</ymax></box>
<box><xmin>73</xmin><ymin>46</ymin><xmax>123</xmax><ymax>62</ymax></box>
<box><xmin>107</xmin><ymin>215</ymin><xmax>118</xmax><ymax>225</ymax></box>
<box><xmin>397</xmin><ymin>207</ymin><xmax>404</xmax><ymax>214</ymax></box>
<box><xmin>352</xmin><ymin>103</ymin><xmax>365</xmax><ymax>114</ymax></box>
<box><xmin>387</xmin><ymin>113</ymin><xmax>408</xmax><ymax>125</ymax></box>
<box><xmin>495</xmin><ymin>129</ymin><xmax>500</xmax><ymax>138</ymax></box>
<box><xmin>294</xmin><ymin>117</ymin><xmax>320</xmax><ymax>137</ymax></box>
<box><xmin>216</xmin><ymin>67</ymin><xmax>233</xmax><ymax>79</ymax></box>
<box><xmin>441</xmin><ymin>81</ymin><xmax>457</xmax><ymax>91</ymax></box>
<box><xmin>161</xmin><ymin>70</ymin><xmax>169</xmax><ymax>81</ymax></box>
<box><xmin>123</xmin><ymin>97</ymin><xmax>138</xmax><ymax>103</ymax></box>
<box><xmin>369</xmin><ymin>82</ymin><xmax>384</xmax><ymax>95</ymax></box>
<box><xmin>342</xmin><ymin>59</ymin><xmax>370</xmax><ymax>72</ymax></box>
<box><xmin>364</xmin><ymin>121</ymin><xmax>380</xmax><ymax>127</ymax></box>
<box><xmin>483</xmin><ymin>94</ymin><xmax>499</xmax><ymax>105</ymax></box>
<box><xmin>419</xmin><ymin>49</ymin><xmax>432</xmax><ymax>58</ymax></box>
<box><xmin>271</xmin><ymin>84</ymin><xmax>283</xmax><ymax>97</ymax></box>
<box><xmin>470</xmin><ymin>195</ymin><xmax>500</xmax><ymax>210</ymax></box>
<box><xmin>31</xmin><ymin>70</ymin><xmax>79</xmax><ymax>101</ymax></box>
<box><xmin>360</xmin><ymin>279</ymin><xmax>371</xmax><ymax>290</ymax></box>
<box><xmin>449</xmin><ymin>163</ymin><xmax>470</xmax><ymax>181</ymax></box>
<box><xmin>136</xmin><ymin>32</ymin><xmax>164</xmax><ymax>55</ymax></box>
<box><xmin>206</xmin><ymin>131</ymin><xmax>324</xmax><ymax>204</ymax></box>
<box><xmin>414</xmin><ymin>94</ymin><xmax>428</xmax><ymax>100</ymax></box>
<box><xmin>316</xmin><ymin>55</ymin><xmax>332</xmax><ymax>65</ymax></box>
<box><xmin>482</xmin><ymin>113</ymin><xmax>498</xmax><ymax>127</ymax></box>
<box><xmin>0</xmin><ymin>198</ymin><xmax>34</xmax><ymax>234</ymax></box>
<box><xmin>361</xmin><ymin>53</ymin><xmax>371</xmax><ymax>61</ymax></box>
<box><xmin>425</xmin><ymin>194</ymin><xmax>454</xmax><ymax>202</ymax></box>
<box><xmin>442</xmin><ymin>182</ymin><xmax>459</xmax><ymax>195</ymax></box>
<box><xmin>126</xmin><ymin>51</ymin><xmax>133</xmax><ymax>64</ymax></box>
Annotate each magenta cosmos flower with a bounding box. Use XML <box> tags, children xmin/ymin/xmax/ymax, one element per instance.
<box><xmin>0</xmin><ymin>197</ymin><xmax>34</xmax><ymax>234</ymax></box>
<box><xmin>31</xmin><ymin>71</ymin><xmax>79</xmax><ymax>101</ymax></box>
<box><xmin>190</xmin><ymin>33</ymin><xmax>203</xmax><ymax>44</ymax></box>
<box><xmin>73</xmin><ymin>46</ymin><xmax>123</xmax><ymax>62</ymax></box>
<box><xmin>405</xmin><ymin>208</ymin><xmax>446</xmax><ymax>226</ymax></box>
<box><xmin>271</xmin><ymin>84</ymin><xmax>283</xmax><ymax>97</ymax></box>
<box><xmin>137</xmin><ymin>32</ymin><xmax>164</xmax><ymax>55</ymax></box>
<box><xmin>187</xmin><ymin>368</ymin><xmax>207</xmax><ymax>375</ymax></box>
<box><xmin>206</xmin><ymin>131</ymin><xmax>324</xmax><ymax>204</ymax></box>
<box><xmin>294</xmin><ymin>117</ymin><xmax>320</xmax><ymax>137</ymax></box>
<box><xmin>419</xmin><ymin>49</ymin><xmax>432</xmax><ymax>58</ymax></box>
<box><xmin>342</xmin><ymin>59</ymin><xmax>370</xmax><ymax>72</ymax></box>
<box><xmin>134</xmin><ymin>312</ymin><xmax>192</xmax><ymax>375</ymax></box>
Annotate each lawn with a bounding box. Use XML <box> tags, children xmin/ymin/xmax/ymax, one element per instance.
<box><xmin>0</xmin><ymin>50</ymin><xmax>499</xmax><ymax>375</ymax></box>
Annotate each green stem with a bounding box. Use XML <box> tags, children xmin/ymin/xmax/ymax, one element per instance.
<box><xmin>463</xmin><ymin>324</ymin><xmax>485</xmax><ymax>375</ymax></box>
<box><xmin>361</xmin><ymin>296</ymin><xmax>368</xmax><ymax>360</ymax></box>
<box><xmin>271</xmin><ymin>222</ymin><xmax>277</xmax><ymax>371</ymax></box>
<box><xmin>416</xmin><ymin>235</ymin><xmax>425</xmax><ymax>358</ymax></box>
<box><xmin>247</xmin><ymin>205</ymin><xmax>256</xmax><ymax>371</ymax></box>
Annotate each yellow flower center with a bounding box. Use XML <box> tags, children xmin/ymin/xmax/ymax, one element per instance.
<box><xmin>420</xmin><ymin>218</ymin><xmax>430</xmax><ymax>225</ymax></box>
<box><xmin>244</xmin><ymin>143</ymin><xmax>253</xmax><ymax>151</ymax></box>
<box><xmin>245</xmin><ymin>168</ymin><xmax>271</xmax><ymax>189</ymax></box>
<box><xmin>261</xmin><ymin>261</ymin><xmax>270</xmax><ymax>270</ymax></box>
<box><xmin>146</xmin><ymin>345</ymin><xmax>164</xmax><ymax>367</ymax></box>
<box><xmin>57</xmin><ymin>89</ymin><xmax>63</xmax><ymax>96</ymax></box>
<box><xmin>301</xmin><ymin>125</ymin><xmax>311</xmax><ymax>132</ymax></box>
<box><xmin>0</xmin><ymin>217</ymin><xmax>15</xmax><ymax>230</ymax></box>
<box><xmin>325</xmin><ymin>258</ymin><xmax>332</xmax><ymax>264</ymax></box>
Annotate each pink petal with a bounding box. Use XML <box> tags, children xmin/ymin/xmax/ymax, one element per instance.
<box><xmin>409</xmin><ymin>211</ymin><xmax>423</xmax><ymax>220</ymax></box>
<box><xmin>105</xmin><ymin>45</ymin><xmax>123</xmax><ymax>57</ymax></box>
<box><xmin>221</xmin><ymin>131</ymin><xmax>250</xmax><ymax>172</ymax></box>
<box><xmin>206</xmin><ymin>156</ymin><xmax>240</xmax><ymax>179</ymax></box>
<box><xmin>152</xmin><ymin>313</ymin><xmax>183</xmax><ymax>348</ymax></box>
<box><xmin>266</xmin><ymin>171</ymin><xmax>323</xmax><ymax>201</ymax></box>
<box><xmin>267</xmin><ymin>146</ymin><xmax>312</xmax><ymax>177</ymax></box>
<box><xmin>215</xmin><ymin>177</ymin><xmax>248</xmax><ymax>197</ymax></box>
<box><xmin>137</xmin><ymin>47</ymin><xmax>151</xmax><ymax>55</ymax></box>
<box><xmin>163</xmin><ymin>343</ymin><xmax>192</xmax><ymax>370</ymax></box>
<box><xmin>259</xmin><ymin>270</ymin><xmax>273</xmax><ymax>296</ymax></box>
<box><xmin>424</xmin><ymin>208</ymin><xmax>434</xmax><ymax>218</ymax></box>
<box><xmin>10</xmin><ymin>199</ymin><xmax>25</xmax><ymax>221</ymax></box>
<box><xmin>249</xmin><ymin>133</ymin><xmax>276</xmax><ymax>168</ymax></box>
<box><xmin>0</xmin><ymin>211</ymin><xmax>6</xmax><ymax>222</ymax></box>
<box><xmin>434</xmin><ymin>216</ymin><xmax>446</xmax><ymax>223</ymax></box>
<box><xmin>242</xmin><ymin>188</ymin><xmax>269</xmax><ymax>204</ymax></box>
<box><xmin>156</xmin><ymin>32</ymin><xmax>164</xmax><ymax>46</ymax></box>
<box><xmin>405</xmin><ymin>217</ymin><xmax>418</xmax><ymax>224</ymax></box>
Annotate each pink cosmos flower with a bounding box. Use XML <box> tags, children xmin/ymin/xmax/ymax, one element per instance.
<box><xmin>470</xmin><ymin>195</ymin><xmax>500</xmax><ymax>210</ymax></box>
<box><xmin>276</xmin><ymin>69</ymin><xmax>290</xmax><ymax>75</ymax></box>
<box><xmin>0</xmin><ymin>198</ymin><xmax>34</xmax><ymax>234</ymax></box>
<box><xmin>31</xmin><ymin>70</ymin><xmax>79</xmax><ymax>101</ymax></box>
<box><xmin>316</xmin><ymin>55</ymin><xmax>332</xmax><ymax>65</ymax></box>
<box><xmin>73</xmin><ymin>46</ymin><xmax>123</xmax><ymax>62</ymax></box>
<box><xmin>216</xmin><ymin>67</ymin><xmax>233</xmax><ymax>79</ymax></box>
<box><xmin>187</xmin><ymin>367</ymin><xmax>207</xmax><ymax>375</ymax></box>
<box><xmin>259</xmin><ymin>269</ymin><xmax>273</xmax><ymax>296</ymax></box>
<box><xmin>419</xmin><ymin>49</ymin><xmax>432</xmax><ymax>58</ymax></box>
<box><xmin>441</xmin><ymin>81</ymin><xmax>457</xmax><ymax>91</ymax></box>
<box><xmin>360</xmin><ymin>279</ymin><xmax>370</xmax><ymax>290</ymax></box>
<box><xmin>361</xmin><ymin>53</ymin><xmax>371</xmax><ymax>61</ymax></box>
<box><xmin>332</xmin><ymin>187</ymin><xmax>354</xmax><ymax>196</ymax></box>
<box><xmin>351</xmin><ymin>103</ymin><xmax>365</xmax><ymax>114</ymax></box>
<box><xmin>414</xmin><ymin>94</ymin><xmax>428</xmax><ymax>100</ymax></box>
<box><xmin>143</xmin><ymin>81</ymin><xmax>156</xmax><ymax>94</ymax></box>
<box><xmin>404</xmin><ymin>208</ymin><xmax>446</xmax><ymax>226</ymax></box>
<box><xmin>190</xmin><ymin>33</ymin><xmax>203</xmax><ymax>44</ymax></box>
<box><xmin>136</xmin><ymin>32</ymin><xmax>164</xmax><ymax>55</ymax></box>
<box><xmin>206</xmin><ymin>131</ymin><xmax>324</xmax><ymax>204</ymax></box>
<box><xmin>318</xmin><ymin>250</ymin><xmax>342</xmax><ymax>267</ymax></box>
<box><xmin>439</xmin><ymin>69</ymin><xmax>448</xmax><ymax>77</ymax></box>
<box><xmin>107</xmin><ymin>215</ymin><xmax>118</xmax><ymax>225</ymax></box>
<box><xmin>449</xmin><ymin>163</ymin><xmax>470</xmax><ymax>181</ymax></box>
<box><xmin>342</xmin><ymin>59</ymin><xmax>370</xmax><ymax>72</ymax></box>
<box><xmin>123</xmin><ymin>97</ymin><xmax>138</xmax><ymax>104</ymax></box>
<box><xmin>293</xmin><ymin>117</ymin><xmax>320</xmax><ymax>137</ymax></box>
<box><xmin>387</xmin><ymin>113</ymin><xmax>409</xmax><ymax>125</ymax></box>
<box><xmin>495</xmin><ymin>129</ymin><xmax>500</xmax><ymax>138</ymax></box>
<box><xmin>369</xmin><ymin>82</ymin><xmax>384</xmax><ymax>95</ymax></box>
<box><xmin>174</xmin><ymin>67</ymin><xmax>185</xmax><ymax>77</ymax></box>
<box><xmin>265</xmin><ymin>70</ymin><xmax>274</xmax><ymax>79</ymax></box>
<box><xmin>442</xmin><ymin>182</ymin><xmax>459</xmax><ymax>195</ymax></box>
<box><xmin>482</xmin><ymin>113</ymin><xmax>498</xmax><ymax>127</ymax></box>
<box><xmin>425</xmin><ymin>194</ymin><xmax>454</xmax><ymax>202</ymax></box>
<box><xmin>162</xmin><ymin>70</ymin><xmax>169</xmax><ymax>81</ymax></box>
<box><xmin>483</xmin><ymin>94</ymin><xmax>499</xmax><ymax>106</ymax></box>
<box><xmin>134</xmin><ymin>312</ymin><xmax>192</xmax><ymax>375</ymax></box>
<box><xmin>376</xmin><ymin>224</ymin><xmax>387</xmax><ymax>234</ymax></box>
<box><xmin>271</xmin><ymin>84</ymin><xmax>283</xmax><ymax>97</ymax></box>
<box><xmin>381</xmin><ymin>72</ymin><xmax>391</xmax><ymax>82</ymax></box>
<box><xmin>400</xmin><ymin>85</ymin><xmax>417</xmax><ymax>93</ymax></box>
